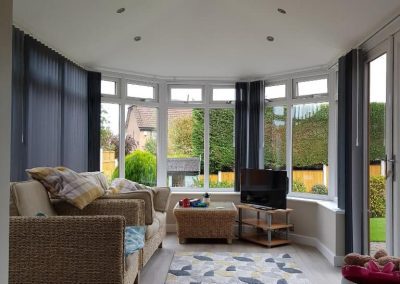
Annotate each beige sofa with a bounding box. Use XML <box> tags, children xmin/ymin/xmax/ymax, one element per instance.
<box><xmin>9</xmin><ymin>179</ymin><xmax>171</xmax><ymax>284</ymax></box>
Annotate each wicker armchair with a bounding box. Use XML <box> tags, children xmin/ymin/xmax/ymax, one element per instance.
<box><xmin>9</xmin><ymin>181</ymin><xmax>145</xmax><ymax>284</ymax></box>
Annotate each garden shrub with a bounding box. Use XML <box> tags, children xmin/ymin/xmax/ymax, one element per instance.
<box><xmin>292</xmin><ymin>180</ymin><xmax>307</xmax><ymax>192</ymax></box>
<box><xmin>112</xmin><ymin>150</ymin><xmax>156</xmax><ymax>186</ymax></box>
<box><xmin>311</xmin><ymin>184</ymin><xmax>328</xmax><ymax>195</ymax></box>
<box><xmin>370</xmin><ymin>175</ymin><xmax>385</xmax><ymax>218</ymax></box>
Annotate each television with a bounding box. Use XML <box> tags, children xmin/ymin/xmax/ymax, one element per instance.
<box><xmin>240</xmin><ymin>169</ymin><xmax>288</xmax><ymax>209</ymax></box>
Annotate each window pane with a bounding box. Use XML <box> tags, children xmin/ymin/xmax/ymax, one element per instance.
<box><xmin>100</xmin><ymin>103</ymin><xmax>120</xmax><ymax>182</ymax></box>
<box><xmin>265</xmin><ymin>84</ymin><xmax>286</xmax><ymax>100</ymax></box>
<box><xmin>292</xmin><ymin>102</ymin><xmax>329</xmax><ymax>195</ymax></box>
<box><xmin>170</xmin><ymin>88</ymin><xmax>202</xmax><ymax>102</ymax></box>
<box><xmin>209</xmin><ymin>109</ymin><xmax>235</xmax><ymax>188</ymax></box>
<box><xmin>167</xmin><ymin>108</ymin><xmax>204</xmax><ymax>188</ymax></box>
<box><xmin>124</xmin><ymin>105</ymin><xmax>158</xmax><ymax>186</ymax></box>
<box><xmin>127</xmin><ymin>83</ymin><xmax>154</xmax><ymax>99</ymax></box>
<box><xmin>264</xmin><ymin>106</ymin><xmax>287</xmax><ymax>170</ymax></box>
<box><xmin>212</xmin><ymin>88</ymin><xmax>235</xmax><ymax>102</ymax></box>
<box><xmin>297</xmin><ymin>78</ymin><xmax>328</xmax><ymax>96</ymax></box>
<box><xmin>101</xmin><ymin>80</ymin><xmax>116</xmax><ymax>95</ymax></box>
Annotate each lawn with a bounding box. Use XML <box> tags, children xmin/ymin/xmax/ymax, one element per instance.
<box><xmin>370</xmin><ymin>218</ymin><xmax>385</xmax><ymax>242</ymax></box>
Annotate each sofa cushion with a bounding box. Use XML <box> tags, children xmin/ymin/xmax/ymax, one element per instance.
<box><xmin>27</xmin><ymin>167</ymin><xmax>105</xmax><ymax>209</ymax></box>
<box><xmin>152</xmin><ymin>187</ymin><xmax>171</xmax><ymax>213</ymax></box>
<box><xmin>145</xmin><ymin>211</ymin><xmax>166</xmax><ymax>240</ymax></box>
<box><xmin>10</xmin><ymin>180</ymin><xmax>57</xmax><ymax>216</ymax></box>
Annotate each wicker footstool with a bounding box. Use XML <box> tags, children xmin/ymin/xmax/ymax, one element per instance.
<box><xmin>173</xmin><ymin>201</ymin><xmax>237</xmax><ymax>244</ymax></box>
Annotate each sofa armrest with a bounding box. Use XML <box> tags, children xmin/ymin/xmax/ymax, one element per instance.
<box><xmin>101</xmin><ymin>191</ymin><xmax>154</xmax><ymax>225</ymax></box>
<box><xmin>152</xmin><ymin>187</ymin><xmax>171</xmax><ymax>212</ymax></box>
<box><xmin>51</xmin><ymin>198</ymin><xmax>145</xmax><ymax>226</ymax></box>
<box><xmin>9</xmin><ymin>216</ymin><xmax>125</xmax><ymax>284</ymax></box>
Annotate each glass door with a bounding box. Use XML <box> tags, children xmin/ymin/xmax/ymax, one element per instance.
<box><xmin>365</xmin><ymin>41</ymin><xmax>393</xmax><ymax>256</ymax></box>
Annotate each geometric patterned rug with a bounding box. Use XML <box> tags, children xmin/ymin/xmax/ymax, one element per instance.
<box><xmin>165</xmin><ymin>251</ymin><xmax>311</xmax><ymax>284</ymax></box>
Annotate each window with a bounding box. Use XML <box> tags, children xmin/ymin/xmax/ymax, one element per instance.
<box><xmin>170</xmin><ymin>87</ymin><xmax>202</xmax><ymax>102</ymax></box>
<box><xmin>265</xmin><ymin>84</ymin><xmax>286</xmax><ymax>100</ymax></box>
<box><xmin>212</xmin><ymin>88</ymin><xmax>235</xmax><ymax>102</ymax></box>
<box><xmin>264</xmin><ymin>106</ymin><xmax>287</xmax><ymax>170</ymax></box>
<box><xmin>292</xmin><ymin>102</ymin><xmax>329</xmax><ymax>195</ymax></box>
<box><xmin>127</xmin><ymin>83</ymin><xmax>155</xmax><ymax>100</ymax></box>
<box><xmin>100</xmin><ymin>103</ymin><xmax>120</xmax><ymax>182</ymax></box>
<box><xmin>296</xmin><ymin>78</ymin><xmax>328</xmax><ymax>97</ymax></box>
<box><xmin>125</xmin><ymin>105</ymin><xmax>158</xmax><ymax>186</ymax></box>
<box><xmin>167</xmin><ymin>108</ymin><xmax>204</xmax><ymax>188</ymax></box>
<box><xmin>101</xmin><ymin>80</ymin><xmax>117</xmax><ymax>96</ymax></box>
<box><xmin>209</xmin><ymin>109</ymin><xmax>235</xmax><ymax>188</ymax></box>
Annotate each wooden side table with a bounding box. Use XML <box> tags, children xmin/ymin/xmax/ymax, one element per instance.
<box><xmin>173</xmin><ymin>202</ymin><xmax>237</xmax><ymax>244</ymax></box>
<box><xmin>237</xmin><ymin>204</ymin><xmax>293</xmax><ymax>247</ymax></box>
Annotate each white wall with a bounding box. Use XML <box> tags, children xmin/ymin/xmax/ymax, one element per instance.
<box><xmin>166</xmin><ymin>193</ymin><xmax>345</xmax><ymax>266</ymax></box>
<box><xmin>0</xmin><ymin>0</ymin><xmax>12</xmax><ymax>282</ymax></box>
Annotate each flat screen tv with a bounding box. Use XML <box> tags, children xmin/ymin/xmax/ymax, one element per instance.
<box><xmin>240</xmin><ymin>169</ymin><xmax>288</xmax><ymax>209</ymax></box>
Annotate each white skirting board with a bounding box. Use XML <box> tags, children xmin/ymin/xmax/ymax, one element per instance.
<box><xmin>166</xmin><ymin>224</ymin><xmax>344</xmax><ymax>267</ymax></box>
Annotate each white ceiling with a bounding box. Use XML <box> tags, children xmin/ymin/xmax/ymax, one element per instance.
<box><xmin>13</xmin><ymin>0</ymin><xmax>400</xmax><ymax>79</ymax></box>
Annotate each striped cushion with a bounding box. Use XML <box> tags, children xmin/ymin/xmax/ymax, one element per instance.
<box><xmin>27</xmin><ymin>167</ymin><xmax>105</xmax><ymax>209</ymax></box>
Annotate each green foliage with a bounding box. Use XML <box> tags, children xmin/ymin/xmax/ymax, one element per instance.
<box><xmin>264</xmin><ymin>106</ymin><xmax>287</xmax><ymax>169</ymax></box>
<box><xmin>292</xmin><ymin>180</ymin><xmax>307</xmax><ymax>193</ymax></box>
<box><xmin>168</xmin><ymin>115</ymin><xmax>193</xmax><ymax>157</ymax></box>
<box><xmin>192</xmin><ymin>109</ymin><xmax>204</xmax><ymax>167</ymax></box>
<box><xmin>311</xmin><ymin>184</ymin><xmax>328</xmax><ymax>195</ymax></box>
<box><xmin>370</xmin><ymin>175</ymin><xmax>385</xmax><ymax>218</ymax></box>
<box><xmin>192</xmin><ymin>178</ymin><xmax>234</xmax><ymax>188</ymax></box>
<box><xmin>369</xmin><ymin>103</ymin><xmax>385</xmax><ymax>162</ymax></box>
<box><xmin>209</xmin><ymin>109</ymin><xmax>235</xmax><ymax>173</ymax></box>
<box><xmin>112</xmin><ymin>150</ymin><xmax>156</xmax><ymax>186</ymax></box>
<box><xmin>144</xmin><ymin>137</ymin><xmax>157</xmax><ymax>156</ymax></box>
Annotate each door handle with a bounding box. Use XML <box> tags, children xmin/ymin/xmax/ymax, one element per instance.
<box><xmin>386</xmin><ymin>155</ymin><xmax>396</xmax><ymax>181</ymax></box>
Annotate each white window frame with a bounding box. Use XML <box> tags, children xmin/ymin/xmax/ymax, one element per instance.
<box><xmin>101</xmin><ymin>76</ymin><xmax>120</xmax><ymax>98</ymax></box>
<box><xmin>126</xmin><ymin>79</ymin><xmax>158</xmax><ymax>103</ymax></box>
<box><xmin>168</xmin><ymin>84</ymin><xmax>204</xmax><ymax>104</ymax></box>
<box><xmin>210</xmin><ymin>85</ymin><xmax>236</xmax><ymax>105</ymax></box>
<box><xmin>294</xmin><ymin>75</ymin><xmax>329</xmax><ymax>99</ymax></box>
<box><xmin>264</xmin><ymin>80</ymin><xmax>288</xmax><ymax>102</ymax></box>
<box><xmin>264</xmin><ymin>71</ymin><xmax>337</xmax><ymax>201</ymax></box>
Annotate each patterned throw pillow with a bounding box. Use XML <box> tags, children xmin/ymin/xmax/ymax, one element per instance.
<box><xmin>26</xmin><ymin>167</ymin><xmax>105</xmax><ymax>209</ymax></box>
<box><xmin>124</xmin><ymin>226</ymin><xmax>146</xmax><ymax>256</ymax></box>
<box><xmin>79</xmin><ymin>171</ymin><xmax>109</xmax><ymax>191</ymax></box>
<box><xmin>108</xmin><ymin>178</ymin><xmax>153</xmax><ymax>194</ymax></box>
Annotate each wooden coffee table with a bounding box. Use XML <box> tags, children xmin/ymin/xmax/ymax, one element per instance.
<box><xmin>173</xmin><ymin>202</ymin><xmax>237</xmax><ymax>244</ymax></box>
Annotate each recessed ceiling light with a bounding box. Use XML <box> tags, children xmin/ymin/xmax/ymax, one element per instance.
<box><xmin>134</xmin><ymin>36</ymin><xmax>142</xmax><ymax>42</ymax></box>
<box><xmin>266</xmin><ymin>36</ymin><xmax>274</xmax><ymax>42</ymax></box>
<box><xmin>277</xmin><ymin>8</ymin><xmax>286</xmax><ymax>14</ymax></box>
<box><xmin>116</xmin><ymin>8</ymin><xmax>125</xmax><ymax>14</ymax></box>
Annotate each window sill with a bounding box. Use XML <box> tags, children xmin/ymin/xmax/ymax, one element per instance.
<box><xmin>287</xmin><ymin>196</ymin><xmax>344</xmax><ymax>214</ymax></box>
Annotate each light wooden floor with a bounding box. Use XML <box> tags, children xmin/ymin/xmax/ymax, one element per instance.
<box><xmin>140</xmin><ymin>233</ymin><xmax>342</xmax><ymax>284</ymax></box>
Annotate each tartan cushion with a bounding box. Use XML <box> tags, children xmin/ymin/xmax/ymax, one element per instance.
<box><xmin>26</xmin><ymin>167</ymin><xmax>105</xmax><ymax>209</ymax></box>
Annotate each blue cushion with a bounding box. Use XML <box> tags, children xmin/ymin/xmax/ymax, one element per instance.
<box><xmin>124</xmin><ymin>226</ymin><xmax>146</xmax><ymax>256</ymax></box>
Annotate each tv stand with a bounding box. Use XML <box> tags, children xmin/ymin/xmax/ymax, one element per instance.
<box><xmin>236</xmin><ymin>204</ymin><xmax>293</xmax><ymax>247</ymax></box>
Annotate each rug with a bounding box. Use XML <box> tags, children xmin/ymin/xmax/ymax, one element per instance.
<box><xmin>165</xmin><ymin>251</ymin><xmax>310</xmax><ymax>284</ymax></box>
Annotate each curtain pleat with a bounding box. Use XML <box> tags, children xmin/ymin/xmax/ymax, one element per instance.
<box><xmin>87</xmin><ymin>72</ymin><xmax>101</xmax><ymax>171</ymax></box>
<box><xmin>63</xmin><ymin>61</ymin><xmax>88</xmax><ymax>171</ymax></box>
<box><xmin>338</xmin><ymin>49</ymin><xmax>365</xmax><ymax>254</ymax></box>
<box><xmin>234</xmin><ymin>81</ymin><xmax>264</xmax><ymax>191</ymax></box>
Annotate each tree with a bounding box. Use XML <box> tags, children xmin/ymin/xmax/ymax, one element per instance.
<box><xmin>144</xmin><ymin>137</ymin><xmax>157</xmax><ymax>156</ymax></box>
<box><xmin>168</xmin><ymin>115</ymin><xmax>194</xmax><ymax>157</ymax></box>
<box><xmin>111</xmin><ymin>135</ymin><xmax>138</xmax><ymax>158</ymax></box>
<box><xmin>112</xmin><ymin>150</ymin><xmax>156</xmax><ymax>186</ymax></box>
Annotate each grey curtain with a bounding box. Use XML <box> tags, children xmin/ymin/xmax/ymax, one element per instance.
<box><xmin>337</xmin><ymin>49</ymin><xmax>365</xmax><ymax>254</ymax></box>
<box><xmin>10</xmin><ymin>27</ymin><xmax>94</xmax><ymax>181</ymax></box>
<box><xmin>234</xmin><ymin>81</ymin><xmax>264</xmax><ymax>191</ymax></box>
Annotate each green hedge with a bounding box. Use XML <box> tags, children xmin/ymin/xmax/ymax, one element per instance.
<box><xmin>370</xmin><ymin>175</ymin><xmax>385</xmax><ymax>218</ymax></box>
<box><xmin>112</xmin><ymin>150</ymin><xmax>156</xmax><ymax>186</ymax></box>
<box><xmin>292</xmin><ymin>180</ymin><xmax>307</xmax><ymax>193</ymax></box>
<box><xmin>311</xmin><ymin>184</ymin><xmax>328</xmax><ymax>195</ymax></box>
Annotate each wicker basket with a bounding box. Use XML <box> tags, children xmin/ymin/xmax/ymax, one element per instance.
<box><xmin>173</xmin><ymin>202</ymin><xmax>237</xmax><ymax>244</ymax></box>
